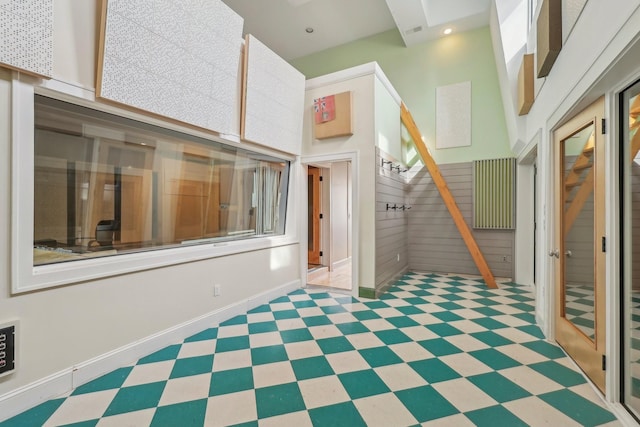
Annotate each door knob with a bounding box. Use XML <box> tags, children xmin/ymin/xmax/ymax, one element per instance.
<box><xmin>565</xmin><ymin>250</ymin><xmax>572</xmax><ymax>257</ymax></box>
<box><xmin>549</xmin><ymin>249</ymin><xmax>560</xmax><ymax>258</ymax></box>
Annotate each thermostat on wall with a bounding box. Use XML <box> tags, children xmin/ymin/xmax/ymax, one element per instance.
<box><xmin>0</xmin><ymin>320</ymin><xmax>18</xmax><ymax>378</ymax></box>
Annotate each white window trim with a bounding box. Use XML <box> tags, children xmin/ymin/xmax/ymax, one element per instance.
<box><xmin>11</xmin><ymin>74</ymin><xmax>299</xmax><ymax>294</ymax></box>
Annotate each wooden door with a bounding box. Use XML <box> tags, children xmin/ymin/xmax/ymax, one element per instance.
<box><xmin>553</xmin><ymin>97</ymin><xmax>606</xmax><ymax>392</ymax></box>
<box><xmin>308</xmin><ymin>166</ymin><xmax>321</xmax><ymax>265</ymax></box>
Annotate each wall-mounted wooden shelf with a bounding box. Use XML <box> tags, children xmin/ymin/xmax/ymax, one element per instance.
<box><xmin>536</xmin><ymin>0</ymin><xmax>562</xmax><ymax>78</ymax></box>
<box><xmin>518</xmin><ymin>54</ymin><xmax>534</xmax><ymax>115</ymax></box>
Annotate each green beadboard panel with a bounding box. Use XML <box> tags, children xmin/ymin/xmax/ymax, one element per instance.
<box><xmin>290</xmin><ymin>27</ymin><xmax>513</xmax><ymax>165</ymax></box>
<box><xmin>473</xmin><ymin>158</ymin><xmax>516</xmax><ymax>229</ymax></box>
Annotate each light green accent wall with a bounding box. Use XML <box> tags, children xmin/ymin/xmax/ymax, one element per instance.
<box><xmin>291</xmin><ymin>27</ymin><xmax>513</xmax><ymax>164</ymax></box>
<box><xmin>374</xmin><ymin>77</ymin><xmax>402</xmax><ymax>160</ymax></box>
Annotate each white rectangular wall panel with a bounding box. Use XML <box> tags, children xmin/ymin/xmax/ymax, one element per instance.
<box><xmin>435</xmin><ymin>81</ymin><xmax>471</xmax><ymax>149</ymax></box>
<box><xmin>97</xmin><ymin>0</ymin><xmax>243</xmax><ymax>136</ymax></box>
<box><xmin>242</xmin><ymin>34</ymin><xmax>305</xmax><ymax>155</ymax></box>
<box><xmin>563</xmin><ymin>0</ymin><xmax>588</xmax><ymax>42</ymax></box>
<box><xmin>0</xmin><ymin>0</ymin><xmax>53</xmax><ymax>78</ymax></box>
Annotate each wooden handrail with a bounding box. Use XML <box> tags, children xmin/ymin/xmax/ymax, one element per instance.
<box><xmin>400</xmin><ymin>102</ymin><xmax>498</xmax><ymax>289</ymax></box>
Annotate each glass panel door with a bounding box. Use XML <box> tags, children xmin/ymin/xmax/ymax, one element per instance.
<box><xmin>562</xmin><ymin>123</ymin><xmax>596</xmax><ymax>339</ymax></box>
<box><xmin>622</xmin><ymin>79</ymin><xmax>640</xmax><ymax>418</ymax></box>
<box><xmin>553</xmin><ymin>97</ymin><xmax>606</xmax><ymax>393</ymax></box>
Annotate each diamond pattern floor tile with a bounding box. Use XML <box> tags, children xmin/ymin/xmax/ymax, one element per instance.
<box><xmin>158</xmin><ymin>373</ymin><xmax>210</xmax><ymax>406</ymax></box>
<box><xmin>203</xmin><ymin>390</ymin><xmax>256</xmax><ymax>427</ymax></box>
<box><xmin>102</xmin><ymin>382</ymin><xmax>165</xmax><ymax>418</ymax></box>
<box><xmin>150</xmin><ymin>399</ymin><xmax>207</xmax><ymax>427</ymax></box>
<box><xmin>395</xmin><ymin>385</ymin><xmax>460</xmax><ymax>422</ymax></box>
<box><xmin>45</xmin><ymin>390</ymin><xmax>118</xmax><ymax>426</ymax></box>
<box><xmin>1</xmin><ymin>272</ymin><xmax>620</xmax><ymax>427</ymax></box>
<box><xmin>298</xmin><ymin>376</ymin><xmax>350</xmax><ymax>409</ymax></box>
<box><xmin>431</xmin><ymin>377</ymin><xmax>497</xmax><ymax>413</ymax></box>
<box><xmin>353</xmin><ymin>393</ymin><xmax>418</xmax><ymax>427</ymax></box>
<box><xmin>308</xmin><ymin>401</ymin><xmax>367</xmax><ymax>427</ymax></box>
<box><xmin>255</xmin><ymin>382</ymin><xmax>305</xmax><ymax>419</ymax></box>
<box><xmin>120</xmin><ymin>360</ymin><xmax>175</xmax><ymax>393</ymax></box>
<box><xmin>96</xmin><ymin>409</ymin><xmax>154</xmax><ymax>427</ymax></box>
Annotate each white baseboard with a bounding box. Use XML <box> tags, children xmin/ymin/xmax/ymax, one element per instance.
<box><xmin>332</xmin><ymin>257</ymin><xmax>351</xmax><ymax>270</ymax></box>
<box><xmin>0</xmin><ymin>370</ymin><xmax>73</xmax><ymax>422</ymax></box>
<box><xmin>608</xmin><ymin>403</ymin><xmax>637</xmax><ymax>427</ymax></box>
<box><xmin>0</xmin><ymin>279</ymin><xmax>301</xmax><ymax>423</ymax></box>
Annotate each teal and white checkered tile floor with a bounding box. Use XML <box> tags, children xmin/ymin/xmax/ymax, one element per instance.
<box><xmin>1</xmin><ymin>273</ymin><xmax>621</xmax><ymax>426</ymax></box>
<box><xmin>565</xmin><ymin>283</ymin><xmax>595</xmax><ymax>339</ymax></box>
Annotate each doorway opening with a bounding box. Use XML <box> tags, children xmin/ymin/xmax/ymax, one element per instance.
<box><xmin>307</xmin><ymin>165</ymin><xmax>322</xmax><ymax>268</ymax></box>
<box><xmin>305</xmin><ymin>160</ymin><xmax>353</xmax><ymax>291</ymax></box>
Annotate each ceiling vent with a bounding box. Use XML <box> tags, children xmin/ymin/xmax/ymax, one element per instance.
<box><xmin>287</xmin><ymin>0</ymin><xmax>312</xmax><ymax>6</ymax></box>
<box><xmin>404</xmin><ymin>25</ymin><xmax>424</xmax><ymax>35</ymax></box>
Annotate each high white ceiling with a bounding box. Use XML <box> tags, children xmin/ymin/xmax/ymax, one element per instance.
<box><xmin>221</xmin><ymin>0</ymin><xmax>492</xmax><ymax>60</ymax></box>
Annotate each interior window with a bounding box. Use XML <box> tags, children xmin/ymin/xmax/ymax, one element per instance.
<box><xmin>33</xmin><ymin>95</ymin><xmax>289</xmax><ymax>266</ymax></box>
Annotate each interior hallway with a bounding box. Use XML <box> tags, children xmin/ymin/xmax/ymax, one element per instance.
<box><xmin>1</xmin><ymin>273</ymin><xmax>620</xmax><ymax>426</ymax></box>
<box><xmin>307</xmin><ymin>261</ymin><xmax>352</xmax><ymax>291</ymax></box>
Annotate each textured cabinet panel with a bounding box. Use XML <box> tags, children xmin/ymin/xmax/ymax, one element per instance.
<box><xmin>563</xmin><ymin>0</ymin><xmax>588</xmax><ymax>42</ymax></box>
<box><xmin>518</xmin><ymin>54</ymin><xmax>534</xmax><ymax>115</ymax></box>
<box><xmin>241</xmin><ymin>34</ymin><xmax>306</xmax><ymax>155</ymax></box>
<box><xmin>97</xmin><ymin>0</ymin><xmax>243</xmax><ymax>135</ymax></box>
<box><xmin>0</xmin><ymin>0</ymin><xmax>53</xmax><ymax>77</ymax></box>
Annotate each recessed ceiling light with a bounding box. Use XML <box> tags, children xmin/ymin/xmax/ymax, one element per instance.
<box><xmin>305</xmin><ymin>27</ymin><xmax>314</xmax><ymax>34</ymax></box>
<box><xmin>443</xmin><ymin>28</ymin><xmax>453</xmax><ymax>35</ymax></box>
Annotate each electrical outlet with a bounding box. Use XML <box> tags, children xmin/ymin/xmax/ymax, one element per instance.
<box><xmin>214</xmin><ymin>284</ymin><xmax>221</xmax><ymax>297</ymax></box>
<box><xmin>502</xmin><ymin>256</ymin><xmax>508</xmax><ymax>262</ymax></box>
<box><xmin>0</xmin><ymin>321</ymin><xmax>17</xmax><ymax>377</ymax></box>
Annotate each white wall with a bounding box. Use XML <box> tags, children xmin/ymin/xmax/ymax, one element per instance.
<box><xmin>514</xmin><ymin>160</ymin><xmax>536</xmax><ymax>286</ymax></box>
<box><xmin>330</xmin><ymin>162</ymin><xmax>350</xmax><ymax>267</ymax></box>
<box><xmin>492</xmin><ymin>0</ymin><xmax>640</xmax><ymax>410</ymax></box>
<box><xmin>492</xmin><ymin>0</ymin><xmax>640</xmax><ymax>299</ymax></box>
<box><xmin>0</xmin><ymin>0</ymin><xmax>301</xmax><ymax>415</ymax></box>
<box><xmin>52</xmin><ymin>0</ymin><xmax>96</xmax><ymax>90</ymax></box>
<box><xmin>509</xmin><ymin>0</ymin><xmax>640</xmax><ymax>154</ymax></box>
<box><xmin>302</xmin><ymin>67</ymin><xmax>377</xmax><ymax>289</ymax></box>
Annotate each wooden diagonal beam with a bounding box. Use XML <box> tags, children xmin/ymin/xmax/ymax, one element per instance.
<box><xmin>563</xmin><ymin>133</ymin><xmax>594</xmax><ymax>200</ymax></box>
<box><xmin>564</xmin><ymin>123</ymin><xmax>640</xmax><ymax>236</ymax></box>
<box><xmin>631</xmin><ymin>126</ymin><xmax>640</xmax><ymax>158</ymax></box>
<box><xmin>564</xmin><ymin>166</ymin><xmax>594</xmax><ymax>237</ymax></box>
<box><xmin>631</xmin><ymin>94</ymin><xmax>640</xmax><ymax>120</ymax></box>
<box><xmin>400</xmin><ymin>102</ymin><xmax>498</xmax><ymax>289</ymax></box>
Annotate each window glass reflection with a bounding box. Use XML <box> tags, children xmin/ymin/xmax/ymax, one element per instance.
<box><xmin>33</xmin><ymin>96</ymin><xmax>289</xmax><ymax>266</ymax></box>
<box><xmin>562</xmin><ymin>124</ymin><xmax>596</xmax><ymax>339</ymax></box>
<box><xmin>623</xmin><ymin>81</ymin><xmax>640</xmax><ymax>416</ymax></box>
